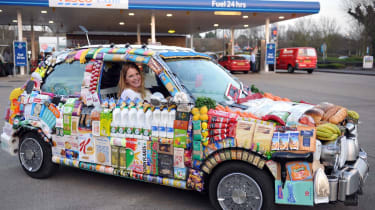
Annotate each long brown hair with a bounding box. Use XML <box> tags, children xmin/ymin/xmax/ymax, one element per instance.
<box><xmin>118</xmin><ymin>62</ymin><xmax>146</xmax><ymax>99</ymax></box>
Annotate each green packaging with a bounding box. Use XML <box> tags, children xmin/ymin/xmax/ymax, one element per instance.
<box><xmin>192</xmin><ymin>141</ymin><xmax>203</xmax><ymax>160</ymax></box>
<box><xmin>173</xmin><ymin>129</ymin><xmax>187</xmax><ymax>148</ymax></box>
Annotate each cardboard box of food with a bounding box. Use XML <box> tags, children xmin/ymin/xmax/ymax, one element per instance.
<box><xmin>126</xmin><ymin>138</ymin><xmax>147</xmax><ymax>173</ymax></box>
<box><xmin>252</xmin><ymin>124</ymin><xmax>274</xmax><ymax>152</ymax></box>
<box><xmin>146</xmin><ymin>141</ymin><xmax>158</xmax><ymax>175</ymax></box>
<box><xmin>159</xmin><ymin>153</ymin><xmax>173</xmax><ymax>178</ymax></box>
<box><xmin>235</xmin><ymin>120</ymin><xmax>255</xmax><ymax>149</ymax></box>
<box><xmin>173</xmin><ymin>147</ymin><xmax>185</xmax><ymax>168</ymax></box>
<box><xmin>78</xmin><ymin>133</ymin><xmax>95</xmax><ymax>163</ymax></box>
<box><xmin>95</xmin><ymin>136</ymin><xmax>112</xmax><ymax>166</ymax></box>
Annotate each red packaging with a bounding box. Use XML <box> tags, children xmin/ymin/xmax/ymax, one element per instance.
<box><xmin>208</xmin><ymin>122</ymin><xmax>228</xmax><ymax>129</ymax></box>
<box><xmin>209</xmin><ymin>134</ymin><xmax>227</xmax><ymax>141</ymax></box>
<box><xmin>227</xmin><ymin>122</ymin><xmax>237</xmax><ymax>138</ymax></box>
<box><xmin>209</xmin><ymin>129</ymin><xmax>227</xmax><ymax>136</ymax></box>
<box><xmin>208</xmin><ymin>109</ymin><xmax>238</xmax><ymax>120</ymax></box>
<box><xmin>174</xmin><ymin>120</ymin><xmax>189</xmax><ymax>130</ymax></box>
<box><xmin>208</xmin><ymin>116</ymin><xmax>230</xmax><ymax>124</ymax></box>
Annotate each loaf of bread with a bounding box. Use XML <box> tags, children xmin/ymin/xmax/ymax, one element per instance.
<box><xmin>316</xmin><ymin>102</ymin><xmax>335</xmax><ymax>112</ymax></box>
<box><xmin>322</xmin><ymin>106</ymin><xmax>341</xmax><ymax>121</ymax></box>
<box><xmin>329</xmin><ymin>107</ymin><xmax>347</xmax><ymax>124</ymax></box>
<box><xmin>305</xmin><ymin>107</ymin><xmax>325</xmax><ymax>123</ymax></box>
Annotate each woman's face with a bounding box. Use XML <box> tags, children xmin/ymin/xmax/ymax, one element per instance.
<box><xmin>125</xmin><ymin>67</ymin><xmax>142</xmax><ymax>89</ymax></box>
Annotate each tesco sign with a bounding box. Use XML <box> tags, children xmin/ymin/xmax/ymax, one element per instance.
<box><xmin>49</xmin><ymin>0</ymin><xmax>129</xmax><ymax>9</ymax></box>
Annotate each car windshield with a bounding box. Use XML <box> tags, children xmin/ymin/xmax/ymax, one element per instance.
<box><xmin>166</xmin><ymin>59</ymin><xmax>241</xmax><ymax>102</ymax></box>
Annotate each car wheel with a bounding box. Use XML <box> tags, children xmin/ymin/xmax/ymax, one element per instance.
<box><xmin>307</xmin><ymin>69</ymin><xmax>313</xmax><ymax>74</ymax></box>
<box><xmin>287</xmin><ymin>65</ymin><xmax>294</xmax><ymax>73</ymax></box>
<box><xmin>18</xmin><ymin>132</ymin><xmax>58</xmax><ymax>179</ymax></box>
<box><xmin>209</xmin><ymin>161</ymin><xmax>274</xmax><ymax>210</ymax></box>
<box><xmin>244</xmin><ymin>70</ymin><xmax>249</xmax><ymax>74</ymax></box>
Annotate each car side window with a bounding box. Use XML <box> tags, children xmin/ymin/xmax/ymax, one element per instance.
<box><xmin>41</xmin><ymin>61</ymin><xmax>87</xmax><ymax>96</ymax></box>
<box><xmin>143</xmin><ymin>64</ymin><xmax>170</xmax><ymax>97</ymax></box>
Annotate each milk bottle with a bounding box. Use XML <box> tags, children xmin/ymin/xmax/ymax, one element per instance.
<box><xmin>143</xmin><ymin>108</ymin><xmax>153</xmax><ymax>140</ymax></box>
<box><xmin>167</xmin><ymin>108</ymin><xmax>176</xmax><ymax>138</ymax></box>
<box><xmin>127</xmin><ymin>106</ymin><xmax>137</xmax><ymax>138</ymax></box>
<box><xmin>152</xmin><ymin>107</ymin><xmax>160</xmax><ymax>137</ymax></box>
<box><xmin>134</xmin><ymin>107</ymin><xmax>144</xmax><ymax>139</ymax></box>
<box><xmin>159</xmin><ymin>108</ymin><xmax>168</xmax><ymax>138</ymax></box>
<box><xmin>111</xmin><ymin>107</ymin><xmax>121</xmax><ymax>137</ymax></box>
<box><xmin>119</xmin><ymin>107</ymin><xmax>128</xmax><ymax>138</ymax></box>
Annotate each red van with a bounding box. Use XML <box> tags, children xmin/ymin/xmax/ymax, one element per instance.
<box><xmin>276</xmin><ymin>47</ymin><xmax>317</xmax><ymax>73</ymax></box>
<box><xmin>218</xmin><ymin>55</ymin><xmax>250</xmax><ymax>73</ymax></box>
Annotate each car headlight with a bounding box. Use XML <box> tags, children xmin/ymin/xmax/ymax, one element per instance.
<box><xmin>337</xmin><ymin>136</ymin><xmax>348</xmax><ymax>168</ymax></box>
<box><xmin>320</xmin><ymin>140</ymin><xmax>340</xmax><ymax>169</ymax></box>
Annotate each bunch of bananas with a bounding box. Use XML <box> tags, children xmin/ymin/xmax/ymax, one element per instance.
<box><xmin>347</xmin><ymin>110</ymin><xmax>359</xmax><ymax>120</ymax></box>
<box><xmin>316</xmin><ymin>123</ymin><xmax>341</xmax><ymax>141</ymax></box>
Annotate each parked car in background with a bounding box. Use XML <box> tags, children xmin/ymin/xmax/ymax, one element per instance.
<box><xmin>218</xmin><ymin>55</ymin><xmax>250</xmax><ymax>74</ymax></box>
<box><xmin>276</xmin><ymin>47</ymin><xmax>317</xmax><ymax>74</ymax></box>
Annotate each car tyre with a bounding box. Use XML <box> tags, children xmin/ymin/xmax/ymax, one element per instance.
<box><xmin>287</xmin><ymin>65</ymin><xmax>294</xmax><ymax>73</ymax></box>
<box><xmin>244</xmin><ymin>70</ymin><xmax>249</xmax><ymax>74</ymax></box>
<box><xmin>209</xmin><ymin>161</ymin><xmax>275</xmax><ymax>210</ymax></box>
<box><xmin>307</xmin><ymin>69</ymin><xmax>313</xmax><ymax>74</ymax></box>
<box><xmin>18</xmin><ymin>132</ymin><xmax>58</xmax><ymax>179</ymax></box>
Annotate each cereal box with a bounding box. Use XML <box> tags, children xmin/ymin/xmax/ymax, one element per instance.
<box><xmin>173</xmin><ymin>147</ymin><xmax>185</xmax><ymax>168</ymax></box>
<box><xmin>174</xmin><ymin>129</ymin><xmax>187</xmax><ymax>148</ymax></box>
<box><xmin>95</xmin><ymin>137</ymin><xmax>112</xmax><ymax>166</ymax></box>
<box><xmin>78</xmin><ymin>134</ymin><xmax>95</xmax><ymax>163</ymax></box>
<box><xmin>146</xmin><ymin>141</ymin><xmax>158</xmax><ymax>175</ymax></box>
<box><xmin>159</xmin><ymin>154</ymin><xmax>173</xmax><ymax>178</ymax></box>
<box><xmin>126</xmin><ymin>138</ymin><xmax>147</xmax><ymax>173</ymax></box>
<box><xmin>174</xmin><ymin>167</ymin><xmax>187</xmax><ymax>180</ymax></box>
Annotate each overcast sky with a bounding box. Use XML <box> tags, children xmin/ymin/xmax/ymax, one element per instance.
<box><xmin>279</xmin><ymin>0</ymin><xmax>354</xmax><ymax>32</ymax></box>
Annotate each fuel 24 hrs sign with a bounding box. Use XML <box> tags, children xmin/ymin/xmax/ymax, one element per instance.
<box><xmin>13</xmin><ymin>41</ymin><xmax>27</xmax><ymax>67</ymax></box>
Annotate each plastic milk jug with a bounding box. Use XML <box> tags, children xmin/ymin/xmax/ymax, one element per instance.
<box><xmin>167</xmin><ymin>108</ymin><xmax>176</xmax><ymax>138</ymax></box>
<box><xmin>119</xmin><ymin>107</ymin><xmax>128</xmax><ymax>138</ymax></box>
<box><xmin>111</xmin><ymin>107</ymin><xmax>121</xmax><ymax>137</ymax></box>
<box><xmin>134</xmin><ymin>107</ymin><xmax>144</xmax><ymax>139</ymax></box>
<box><xmin>159</xmin><ymin>108</ymin><xmax>168</xmax><ymax>138</ymax></box>
<box><xmin>127</xmin><ymin>106</ymin><xmax>137</xmax><ymax>138</ymax></box>
<box><xmin>152</xmin><ymin>107</ymin><xmax>160</xmax><ymax>137</ymax></box>
<box><xmin>143</xmin><ymin>108</ymin><xmax>152</xmax><ymax>140</ymax></box>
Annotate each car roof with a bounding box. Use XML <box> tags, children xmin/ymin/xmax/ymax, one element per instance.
<box><xmin>78</xmin><ymin>44</ymin><xmax>195</xmax><ymax>53</ymax></box>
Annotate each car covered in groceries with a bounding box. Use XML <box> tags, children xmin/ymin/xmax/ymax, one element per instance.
<box><xmin>0</xmin><ymin>44</ymin><xmax>369</xmax><ymax>210</ymax></box>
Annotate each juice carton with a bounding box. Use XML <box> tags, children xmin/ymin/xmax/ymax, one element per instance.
<box><xmin>111</xmin><ymin>145</ymin><xmax>120</xmax><ymax>168</ymax></box>
<box><xmin>119</xmin><ymin>147</ymin><xmax>126</xmax><ymax>169</ymax></box>
<box><xmin>78</xmin><ymin>133</ymin><xmax>95</xmax><ymax>163</ymax></box>
<box><xmin>146</xmin><ymin>141</ymin><xmax>158</xmax><ymax>175</ymax></box>
<box><xmin>95</xmin><ymin>136</ymin><xmax>111</xmax><ymax>166</ymax></box>
<box><xmin>158</xmin><ymin>153</ymin><xmax>173</xmax><ymax>178</ymax></box>
<box><xmin>63</xmin><ymin>105</ymin><xmax>73</xmax><ymax>135</ymax></box>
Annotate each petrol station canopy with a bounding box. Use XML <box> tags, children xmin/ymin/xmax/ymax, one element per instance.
<box><xmin>0</xmin><ymin>0</ymin><xmax>320</xmax><ymax>35</ymax></box>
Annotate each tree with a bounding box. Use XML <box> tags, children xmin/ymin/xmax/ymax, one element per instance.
<box><xmin>348</xmin><ymin>0</ymin><xmax>375</xmax><ymax>56</ymax></box>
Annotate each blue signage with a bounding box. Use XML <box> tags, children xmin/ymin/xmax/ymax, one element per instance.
<box><xmin>266</xmin><ymin>43</ymin><xmax>276</xmax><ymax>65</ymax></box>
<box><xmin>13</xmin><ymin>41</ymin><xmax>28</xmax><ymax>67</ymax></box>
<box><xmin>0</xmin><ymin>0</ymin><xmax>321</xmax><ymax>14</ymax></box>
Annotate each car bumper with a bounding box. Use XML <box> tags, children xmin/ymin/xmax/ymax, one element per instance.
<box><xmin>329</xmin><ymin>148</ymin><xmax>369</xmax><ymax>205</ymax></box>
<box><xmin>296</xmin><ymin>63</ymin><xmax>316</xmax><ymax>69</ymax></box>
<box><xmin>228</xmin><ymin>66</ymin><xmax>250</xmax><ymax>71</ymax></box>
